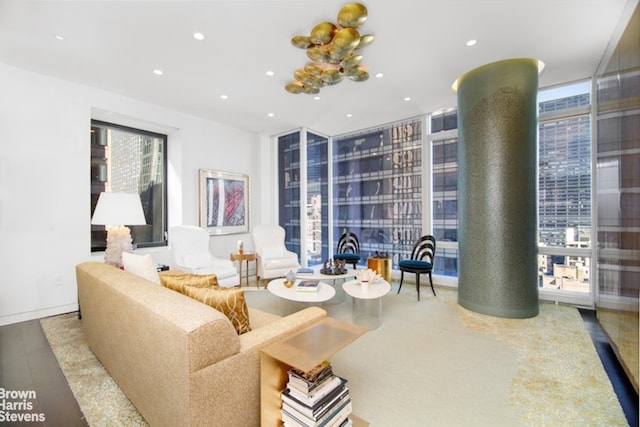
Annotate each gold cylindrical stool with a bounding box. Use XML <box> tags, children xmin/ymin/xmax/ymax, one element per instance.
<box><xmin>367</xmin><ymin>257</ymin><xmax>391</xmax><ymax>282</ymax></box>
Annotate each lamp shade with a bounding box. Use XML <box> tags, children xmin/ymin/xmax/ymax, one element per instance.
<box><xmin>91</xmin><ymin>192</ymin><xmax>147</xmax><ymax>226</ymax></box>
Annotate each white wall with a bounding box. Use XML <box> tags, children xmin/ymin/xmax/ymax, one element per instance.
<box><xmin>0</xmin><ymin>62</ymin><xmax>264</xmax><ymax>326</ymax></box>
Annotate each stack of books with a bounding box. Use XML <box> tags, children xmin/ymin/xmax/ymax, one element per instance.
<box><xmin>281</xmin><ymin>361</ymin><xmax>353</xmax><ymax>427</ymax></box>
<box><xmin>295</xmin><ymin>279</ymin><xmax>320</xmax><ymax>292</ymax></box>
<box><xmin>297</xmin><ymin>267</ymin><xmax>314</xmax><ymax>275</ymax></box>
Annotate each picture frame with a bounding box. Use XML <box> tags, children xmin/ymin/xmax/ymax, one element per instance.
<box><xmin>198</xmin><ymin>169</ymin><xmax>249</xmax><ymax>235</ymax></box>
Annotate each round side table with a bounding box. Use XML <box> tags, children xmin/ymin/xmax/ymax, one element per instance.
<box><xmin>367</xmin><ymin>257</ymin><xmax>392</xmax><ymax>282</ymax></box>
<box><xmin>343</xmin><ymin>279</ymin><xmax>391</xmax><ymax>329</ymax></box>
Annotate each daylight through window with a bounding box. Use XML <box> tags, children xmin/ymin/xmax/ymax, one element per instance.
<box><xmin>90</xmin><ymin>120</ymin><xmax>168</xmax><ymax>251</ymax></box>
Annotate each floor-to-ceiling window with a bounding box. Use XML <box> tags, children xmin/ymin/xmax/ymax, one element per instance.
<box><xmin>430</xmin><ymin>110</ymin><xmax>459</xmax><ymax>277</ymax></box>
<box><xmin>537</xmin><ymin>82</ymin><xmax>592</xmax><ymax>300</ymax></box>
<box><xmin>276</xmin><ymin>85</ymin><xmax>594</xmax><ymax>302</ymax></box>
<box><xmin>306</xmin><ymin>132</ymin><xmax>329</xmax><ymax>265</ymax></box>
<box><xmin>277</xmin><ymin>131</ymin><xmax>301</xmax><ymax>255</ymax></box>
<box><xmin>332</xmin><ymin>117</ymin><xmax>423</xmax><ymax>268</ymax></box>
<box><xmin>278</xmin><ymin>129</ymin><xmax>329</xmax><ymax>265</ymax></box>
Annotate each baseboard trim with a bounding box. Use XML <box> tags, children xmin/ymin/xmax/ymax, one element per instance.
<box><xmin>0</xmin><ymin>303</ymin><xmax>79</xmax><ymax>326</ymax></box>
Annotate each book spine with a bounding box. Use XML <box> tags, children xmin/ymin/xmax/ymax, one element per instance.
<box><xmin>318</xmin><ymin>400</ymin><xmax>352</xmax><ymax>427</ymax></box>
<box><xmin>282</xmin><ymin>407</ymin><xmax>313</xmax><ymax>427</ymax></box>
<box><xmin>282</xmin><ymin>386</ymin><xmax>348</xmax><ymax>420</ymax></box>
<box><xmin>283</xmin><ymin>382</ymin><xmax>346</xmax><ymax>417</ymax></box>
<box><xmin>288</xmin><ymin>364</ymin><xmax>333</xmax><ymax>386</ymax></box>
<box><xmin>287</xmin><ymin>376</ymin><xmax>344</xmax><ymax>405</ymax></box>
<box><xmin>288</xmin><ymin>370</ymin><xmax>336</xmax><ymax>394</ymax></box>
<box><xmin>282</xmin><ymin>397</ymin><xmax>352</xmax><ymax>427</ymax></box>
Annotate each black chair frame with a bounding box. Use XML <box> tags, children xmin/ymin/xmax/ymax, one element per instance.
<box><xmin>334</xmin><ymin>231</ymin><xmax>361</xmax><ymax>269</ymax></box>
<box><xmin>398</xmin><ymin>235</ymin><xmax>436</xmax><ymax>301</ymax></box>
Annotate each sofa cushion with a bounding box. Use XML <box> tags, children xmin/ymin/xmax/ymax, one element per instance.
<box><xmin>182</xmin><ymin>285</ymin><xmax>251</xmax><ymax>335</ymax></box>
<box><xmin>333</xmin><ymin>253</ymin><xmax>361</xmax><ymax>262</ymax></box>
<box><xmin>399</xmin><ymin>259</ymin><xmax>433</xmax><ymax>270</ymax></box>
<box><xmin>160</xmin><ymin>272</ymin><xmax>219</xmax><ymax>293</ymax></box>
<box><xmin>122</xmin><ymin>252</ymin><xmax>160</xmax><ymax>284</ymax></box>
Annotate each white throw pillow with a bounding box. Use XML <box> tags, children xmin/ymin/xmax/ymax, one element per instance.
<box><xmin>122</xmin><ymin>252</ymin><xmax>160</xmax><ymax>284</ymax></box>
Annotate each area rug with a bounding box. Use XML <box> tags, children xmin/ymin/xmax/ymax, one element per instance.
<box><xmin>40</xmin><ymin>286</ymin><xmax>627</xmax><ymax>426</ymax></box>
<box><xmin>40</xmin><ymin>313</ymin><xmax>149</xmax><ymax>426</ymax></box>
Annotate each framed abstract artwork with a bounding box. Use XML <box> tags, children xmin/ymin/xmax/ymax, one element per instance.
<box><xmin>198</xmin><ymin>169</ymin><xmax>249</xmax><ymax>235</ymax></box>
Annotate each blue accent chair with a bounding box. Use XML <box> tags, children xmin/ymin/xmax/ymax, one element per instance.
<box><xmin>333</xmin><ymin>231</ymin><xmax>361</xmax><ymax>269</ymax></box>
<box><xmin>398</xmin><ymin>235</ymin><xmax>436</xmax><ymax>301</ymax></box>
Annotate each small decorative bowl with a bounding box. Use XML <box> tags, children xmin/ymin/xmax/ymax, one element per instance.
<box><xmin>283</xmin><ymin>280</ymin><xmax>294</xmax><ymax>288</ymax></box>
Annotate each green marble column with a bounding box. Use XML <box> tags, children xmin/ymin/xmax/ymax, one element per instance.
<box><xmin>455</xmin><ymin>58</ymin><xmax>540</xmax><ymax>318</ymax></box>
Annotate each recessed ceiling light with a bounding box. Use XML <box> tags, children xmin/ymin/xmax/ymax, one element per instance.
<box><xmin>54</xmin><ymin>34</ymin><xmax>65</xmax><ymax>41</ymax></box>
<box><xmin>267</xmin><ymin>113</ymin><xmax>275</xmax><ymax>117</ymax></box>
<box><xmin>346</xmin><ymin>113</ymin><xmax>353</xmax><ymax>118</ymax></box>
<box><xmin>313</xmin><ymin>96</ymin><xmax>320</xmax><ymax>101</ymax></box>
<box><xmin>266</xmin><ymin>70</ymin><xmax>275</xmax><ymax>77</ymax></box>
<box><xmin>153</xmin><ymin>69</ymin><xmax>163</xmax><ymax>76</ymax></box>
<box><xmin>466</xmin><ymin>39</ymin><xmax>477</xmax><ymax>47</ymax></box>
<box><xmin>220</xmin><ymin>94</ymin><xmax>228</xmax><ymax>100</ymax></box>
<box><xmin>375</xmin><ymin>72</ymin><xmax>384</xmax><ymax>79</ymax></box>
<box><xmin>404</xmin><ymin>97</ymin><xmax>411</xmax><ymax>102</ymax></box>
<box><xmin>193</xmin><ymin>32</ymin><xmax>205</xmax><ymax>41</ymax></box>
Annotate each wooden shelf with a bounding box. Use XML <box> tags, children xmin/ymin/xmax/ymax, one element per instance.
<box><xmin>260</xmin><ymin>317</ymin><xmax>368</xmax><ymax>427</ymax></box>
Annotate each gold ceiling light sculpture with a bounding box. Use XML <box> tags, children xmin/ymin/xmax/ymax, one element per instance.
<box><xmin>285</xmin><ymin>3</ymin><xmax>374</xmax><ymax>95</ymax></box>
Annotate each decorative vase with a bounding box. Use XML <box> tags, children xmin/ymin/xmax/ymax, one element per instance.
<box><xmin>284</xmin><ymin>270</ymin><xmax>296</xmax><ymax>288</ymax></box>
<box><xmin>237</xmin><ymin>240</ymin><xmax>244</xmax><ymax>255</ymax></box>
<box><xmin>286</xmin><ymin>270</ymin><xmax>296</xmax><ymax>282</ymax></box>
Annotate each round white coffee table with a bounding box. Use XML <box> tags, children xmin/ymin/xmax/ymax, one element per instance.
<box><xmin>342</xmin><ymin>279</ymin><xmax>391</xmax><ymax>329</ymax></box>
<box><xmin>268</xmin><ymin>278</ymin><xmax>336</xmax><ymax>315</ymax></box>
<box><xmin>296</xmin><ymin>267</ymin><xmax>356</xmax><ymax>304</ymax></box>
<box><xmin>295</xmin><ymin>268</ymin><xmax>356</xmax><ymax>281</ymax></box>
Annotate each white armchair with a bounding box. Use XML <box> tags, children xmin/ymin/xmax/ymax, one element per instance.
<box><xmin>252</xmin><ymin>224</ymin><xmax>300</xmax><ymax>286</ymax></box>
<box><xmin>169</xmin><ymin>225</ymin><xmax>239</xmax><ymax>287</ymax></box>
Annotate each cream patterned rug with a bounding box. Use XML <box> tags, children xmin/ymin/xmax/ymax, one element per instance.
<box><xmin>40</xmin><ymin>286</ymin><xmax>627</xmax><ymax>426</ymax></box>
<box><xmin>40</xmin><ymin>313</ymin><xmax>149</xmax><ymax>426</ymax></box>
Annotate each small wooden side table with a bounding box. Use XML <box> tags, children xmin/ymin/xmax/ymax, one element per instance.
<box><xmin>230</xmin><ymin>252</ymin><xmax>258</xmax><ymax>288</ymax></box>
<box><xmin>260</xmin><ymin>317</ymin><xmax>369</xmax><ymax>427</ymax></box>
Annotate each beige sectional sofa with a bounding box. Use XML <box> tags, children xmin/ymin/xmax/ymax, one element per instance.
<box><xmin>76</xmin><ymin>261</ymin><xmax>327</xmax><ymax>427</ymax></box>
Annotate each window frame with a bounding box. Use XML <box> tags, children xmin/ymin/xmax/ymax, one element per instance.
<box><xmin>90</xmin><ymin>119</ymin><xmax>168</xmax><ymax>252</ymax></box>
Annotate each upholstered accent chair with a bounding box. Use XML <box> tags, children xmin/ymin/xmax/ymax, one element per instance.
<box><xmin>169</xmin><ymin>225</ymin><xmax>239</xmax><ymax>287</ymax></box>
<box><xmin>333</xmin><ymin>231</ymin><xmax>361</xmax><ymax>269</ymax></box>
<box><xmin>398</xmin><ymin>235</ymin><xmax>436</xmax><ymax>301</ymax></box>
<box><xmin>252</xmin><ymin>224</ymin><xmax>300</xmax><ymax>287</ymax></box>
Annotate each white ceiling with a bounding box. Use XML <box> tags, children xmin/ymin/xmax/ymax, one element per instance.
<box><xmin>0</xmin><ymin>0</ymin><xmax>635</xmax><ymax>136</ymax></box>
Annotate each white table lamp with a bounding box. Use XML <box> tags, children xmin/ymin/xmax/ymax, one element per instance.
<box><xmin>91</xmin><ymin>192</ymin><xmax>147</xmax><ymax>266</ymax></box>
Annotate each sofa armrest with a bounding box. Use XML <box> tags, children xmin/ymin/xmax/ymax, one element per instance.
<box><xmin>188</xmin><ymin>307</ymin><xmax>326</xmax><ymax>426</ymax></box>
<box><xmin>239</xmin><ymin>306</ymin><xmax>326</xmax><ymax>352</ymax></box>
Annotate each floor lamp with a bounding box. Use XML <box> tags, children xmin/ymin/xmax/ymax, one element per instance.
<box><xmin>91</xmin><ymin>192</ymin><xmax>147</xmax><ymax>267</ymax></box>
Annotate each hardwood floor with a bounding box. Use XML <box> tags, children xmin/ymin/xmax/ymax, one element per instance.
<box><xmin>0</xmin><ymin>319</ymin><xmax>87</xmax><ymax>426</ymax></box>
<box><xmin>0</xmin><ymin>311</ymin><xmax>637</xmax><ymax>426</ymax></box>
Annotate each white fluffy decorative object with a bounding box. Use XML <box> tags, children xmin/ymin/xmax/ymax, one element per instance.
<box><xmin>355</xmin><ymin>268</ymin><xmax>382</xmax><ymax>283</ymax></box>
